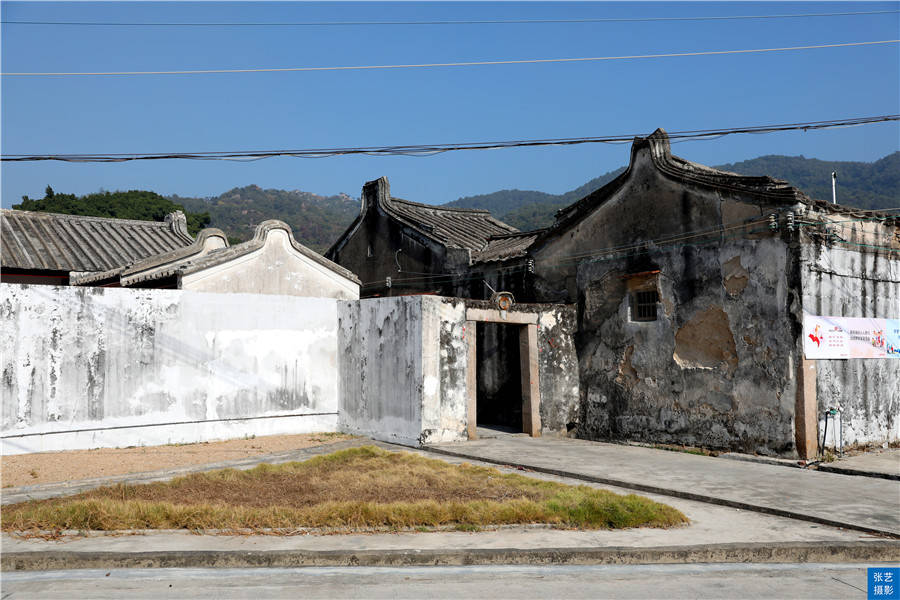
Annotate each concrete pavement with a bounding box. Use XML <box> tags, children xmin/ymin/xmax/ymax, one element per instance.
<box><xmin>3</xmin><ymin>529</ymin><xmax>897</xmax><ymax>570</ymax></box>
<box><xmin>4</xmin><ymin>448</ymin><xmax>898</xmax><ymax>570</ymax></box>
<box><xmin>817</xmin><ymin>448</ymin><xmax>900</xmax><ymax>480</ymax></box>
<box><xmin>3</xmin><ymin>436</ymin><xmax>899</xmax><ymax>572</ymax></box>
<box><xmin>2</xmin><ymin>563</ymin><xmax>895</xmax><ymax>599</ymax></box>
<box><xmin>428</xmin><ymin>436</ymin><xmax>900</xmax><ymax>537</ymax></box>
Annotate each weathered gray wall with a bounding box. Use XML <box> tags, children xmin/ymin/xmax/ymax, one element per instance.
<box><xmin>535</xmin><ymin>305</ymin><xmax>581</xmax><ymax>433</ymax></box>
<box><xmin>1</xmin><ymin>284</ymin><xmax>340</xmax><ymax>454</ymax></box>
<box><xmin>574</xmin><ymin>239</ymin><xmax>797</xmax><ymax>454</ymax></box>
<box><xmin>337</xmin><ymin>296</ymin><xmax>579</xmax><ymax>445</ymax></box>
<box><xmin>424</xmin><ymin>298</ymin><xmax>470</xmax><ymax>443</ymax></box>
<box><xmin>337</xmin><ymin>296</ymin><xmax>424</xmax><ymax>445</ymax></box>
<box><xmin>336</xmin><ymin>296</ymin><xmax>468</xmax><ymax>445</ymax></box>
<box><xmin>530</xmin><ymin>144</ymin><xmax>801</xmax><ymax>455</ymax></box>
<box><xmin>459</xmin><ymin>300</ymin><xmax>580</xmax><ymax>435</ymax></box>
<box><xmin>799</xmin><ymin>227</ymin><xmax>900</xmax><ymax>446</ymax></box>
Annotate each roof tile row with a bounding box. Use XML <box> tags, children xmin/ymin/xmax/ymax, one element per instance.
<box><xmin>1</xmin><ymin>209</ymin><xmax>194</xmax><ymax>272</ymax></box>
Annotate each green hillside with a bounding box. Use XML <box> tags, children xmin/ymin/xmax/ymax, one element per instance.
<box><xmin>446</xmin><ymin>153</ymin><xmax>898</xmax><ymax>230</ymax></box>
<box><xmin>171</xmin><ymin>185</ymin><xmax>360</xmax><ymax>251</ymax></box>
<box><xmin>13</xmin><ymin>187</ymin><xmax>211</xmax><ymax>235</ymax></box>
<box><xmin>14</xmin><ymin>153</ymin><xmax>896</xmax><ymax>255</ymax></box>
<box><xmin>716</xmin><ymin>152</ymin><xmax>899</xmax><ymax>211</ymax></box>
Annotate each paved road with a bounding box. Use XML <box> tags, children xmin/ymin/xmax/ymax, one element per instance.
<box><xmin>429</xmin><ymin>436</ymin><xmax>900</xmax><ymax>536</ymax></box>
<box><xmin>1</xmin><ymin>563</ymin><xmax>887</xmax><ymax>599</ymax></box>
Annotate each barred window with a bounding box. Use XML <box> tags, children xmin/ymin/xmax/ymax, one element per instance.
<box><xmin>632</xmin><ymin>290</ymin><xmax>659</xmax><ymax>322</ymax></box>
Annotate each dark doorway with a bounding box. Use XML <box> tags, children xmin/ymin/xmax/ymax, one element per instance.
<box><xmin>475</xmin><ymin>322</ymin><xmax>523</xmax><ymax>432</ymax></box>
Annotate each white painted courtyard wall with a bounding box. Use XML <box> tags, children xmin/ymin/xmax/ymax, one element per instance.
<box><xmin>182</xmin><ymin>228</ymin><xmax>360</xmax><ymax>300</ymax></box>
<box><xmin>1</xmin><ymin>284</ymin><xmax>341</xmax><ymax>455</ymax></box>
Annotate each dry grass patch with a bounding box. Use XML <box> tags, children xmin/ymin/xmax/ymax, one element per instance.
<box><xmin>2</xmin><ymin>446</ymin><xmax>687</xmax><ymax>533</ymax></box>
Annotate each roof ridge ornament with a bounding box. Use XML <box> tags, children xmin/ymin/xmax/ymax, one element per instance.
<box><xmin>164</xmin><ymin>210</ymin><xmax>190</xmax><ymax>238</ymax></box>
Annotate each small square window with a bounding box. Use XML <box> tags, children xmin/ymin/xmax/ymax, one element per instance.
<box><xmin>632</xmin><ymin>290</ymin><xmax>659</xmax><ymax>322</ymax></box>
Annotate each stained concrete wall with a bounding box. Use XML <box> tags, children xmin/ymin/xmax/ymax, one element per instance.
<box><xmin>573</xmin><ymin>238</ymin><xmax>798</xmax><ymax>455</ymax></box>
<box><xmin>337</xmin><ymin>296</ymin><xmax>579</xmax><ymax>445</ymax></box>
<box><xmin>183</xmin><ymin>229</ymin><xmax>359</xmax><ymax>300</ymax></box>
<box><xmin>535</xmin><ymin>305</ymin><xmax>581</xmax><ymax>433</ymax></box>
<box><xmin>337</xmin><ymin>296</ymin><xmax>468</xmax><ymax>445</ymax></box>
<box><xmin>799</xmin><ymin>231</ymin><xmax>900</xmax><ymax>447</ymax></box>
<box><xmin>1</xmin><ymin>284</ymin><xmax>340</xmax><ymax>454</ymax></box>
<box><xmin>532</xmin><ymin>140</ymin><xmax>900</xmax><ymax>455</ymax></box>
<box><xmin>530</xmin><ymin>143</ymin><xmax>802</xmax><ymax>455</ymax></box>
<box><xmin>462</xmin><ymin>301</ymin><xmax>580</xmax><ymax>434</ymax></box>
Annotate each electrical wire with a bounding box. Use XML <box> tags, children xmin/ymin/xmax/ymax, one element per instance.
<box><xmin>5</xmin><ymin>10</ymin><xmax>898</xmax><ymax>27</ymax></box>
<box><xmin>3</xmin><ymin>115</ymin><xmax>897</xmax><ymax>163</ymax></box>
<box><xmin>360</xmin><ymin>228</ymin><xmax>759</xmax><ymax>288</ymax></box>
<box><xmin>360</xmin><ymin>218</ymin><xmax>769</xmax><ymax>287</ymax></box>
<box><xmin>362</xmin><ymin>232</ymin><xmax>900</xmax><ymax>289</ymax></box>
<box><xmin>359</xmin><ymin>215</ymin><xmax>900</xmax><ymax>289</ymax></box>
<box><xmin>4</xmin><ymin>40</ymin><xmax>897</xmax><ymax>76</ymax></box>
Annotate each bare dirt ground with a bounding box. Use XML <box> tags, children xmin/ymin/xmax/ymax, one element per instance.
<box><xmin>1</xmin><ymin>433</ymin><xmax>352</xmax><ymax>488</ymax></box>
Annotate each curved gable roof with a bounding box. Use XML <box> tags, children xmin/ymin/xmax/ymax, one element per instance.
<box><xmin>550</xmin><ymin>129</ymin><xmax>808</xmax><ymax>235</ymax></box>
<box><xmin>325</xmin><ymin>176</ymin><xmax>518</xmax><ymax>260</ymax></box>
<box><xmin>71</xmin><ymin>228</ymin><xmax>230</xmax><ymax>286</ymax></box>
<box><xmin>114</xmin><ymin>220</ymin><xmax>360</xmax><ymax>286</ymax></box>
<box><xmin>541</xmin><ymin>128</ymin><xmax>898</xmax><ymax>244</ymax></box>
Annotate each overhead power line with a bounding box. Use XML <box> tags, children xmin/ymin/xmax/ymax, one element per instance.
<box><xmin>360</xmin><ymin>216</ymin><xmax>900</xmax><ymax>288</ymax></box>
<box><xmin>4</xmin><ymin>40</ymin><xmax>897</xmax><ymax>77</ymax></box>
<box><xmin>359</xmin><ymin>215</ymin><xmax>900</xmax><ymax>288</ymax></box>
<box><xmin>4</xmin><ymin>10</ymin><xmax>898</xmax><ymax>27</ymax></box>
<box><xmin>3</xmin><ymin>115</ymin><xmax>897</xmax><ymax>163</ymax></box>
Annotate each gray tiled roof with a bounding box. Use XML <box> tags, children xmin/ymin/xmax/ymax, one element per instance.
<box><xmin>85</xmin><ymin>220</ymin><xmax>360</xmax><ymax>286</ymax></box>
<box><xmin>70</xmin><ymin>228</ymin><xmax>230</xmax><ymax>286</ymax></box>
<box><xmin>474</xmin><ymin>230</ymin><xmax>544</xmax><ymax>263</ymax></box>
<box><xmin>1</xmin><ymin>209</ymin><xmax>194</xmax><ymax>273</ymax></box>
<box><xmin>383</xmin><ymin>197</ymin><xmax>518</xmax><ymax>252</ymax></box>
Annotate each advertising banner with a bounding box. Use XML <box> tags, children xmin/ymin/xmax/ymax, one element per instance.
<box><xmin>887</xmin><ymin>320</ymin><xmax>900</xmax><ymax>358</ymax></box>
<box><xmin>804</xmin><ymin>314</ymin><xmax>899</xmax><ymax>359</ymax></box>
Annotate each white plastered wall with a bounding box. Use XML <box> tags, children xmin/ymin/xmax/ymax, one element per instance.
<box><xmin>1</xmin><ymin>284</ymin><xmax>341</xmax><ymax>455</ymax></box>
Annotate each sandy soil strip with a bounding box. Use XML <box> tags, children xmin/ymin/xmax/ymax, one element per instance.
<box><xmin>1</xmin><ymin>433</ymin><xmax>352</xmax><ymax>488</ymax></box>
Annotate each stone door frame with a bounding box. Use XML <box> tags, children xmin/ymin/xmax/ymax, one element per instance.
<box><xmin>464</xmin><ymin>307</ymin><xmax>541</xmax><ymax>440</ymax></box>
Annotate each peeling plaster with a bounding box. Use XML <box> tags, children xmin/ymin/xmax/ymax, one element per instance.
<box><xmin>722</xmin><ymin>255</ymin><xmax>749</xmax><ymax>296</ymax></box>
<box><xmin>673</xmin><ymin>306</ymin><xmax>738</xmax><ymax>375</ymax></box>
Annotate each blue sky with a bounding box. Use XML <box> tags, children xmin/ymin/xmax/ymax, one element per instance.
<box><xmin>2</xmin><ymin>1</ymin><xmax>898</xmax><ymax>208</ymax></box>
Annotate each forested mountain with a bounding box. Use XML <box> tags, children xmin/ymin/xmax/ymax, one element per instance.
<box><xmin>13</xmin><ymin>153</ymin><xmax>896</xmax><ymax>253</ymax></box>
<box><xmin>13</xmin><ymin>187</ymin><xmax>211</xmax><ymax>235</ymax></box>
<box><xmin>716</xmin><ymin>152</ymin><xmax>899</xmax><ymax>211</ymax></box>
<box><xmin>447</xmin><ymin>153</ymin><xmax>898</xmax><ymax>230</ymax></box>
<box><xmin>170</xmin><ymin>185</ymin><xmax>359</xmax><ymax>251</ymax></box>
<box><xmin>447</xmin><ymin>168</ymin><xmax>627</xmax><ymax>230</ymax></box>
